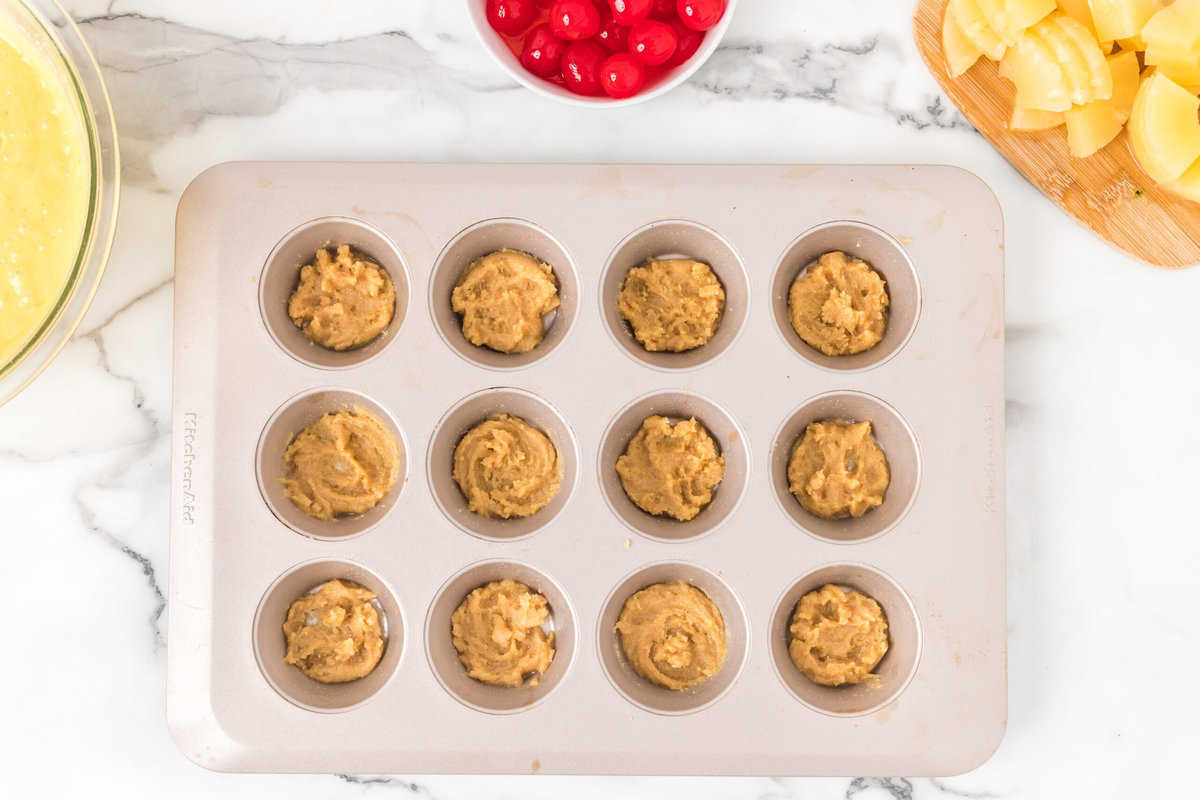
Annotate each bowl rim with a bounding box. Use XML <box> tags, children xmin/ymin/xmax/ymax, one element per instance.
<box><xmin>0</xmin><ymin>0</ymin><xmax>121</xmax><ymax>406</ymax></box>
<box><xmin>464</xmin><ymin>0</ymin><xmax>739</xmax><ymax>108</ymax></box>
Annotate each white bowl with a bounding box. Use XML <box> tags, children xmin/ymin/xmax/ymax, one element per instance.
<box><xmin>465</xmin><ymin>0</ymin><xmax>738</xmax><ymax>107</ymax></box>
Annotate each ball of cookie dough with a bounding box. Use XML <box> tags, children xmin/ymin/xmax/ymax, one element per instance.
<box><xmin>281</xmin><ymin>407</ymin><xmax>400</xmax><ymax>521</ymax></box>
<box><xmin>451</xmin><ymin>249</ymin><xmax>561</xmax><ymax>354</ymax></box>
<box><xmin>615</xmin><ymin>581</ymin><xmax>727</xmax><ymax>691</ymax></box>
<box><xmin>789</xmin><ymin>584</ymin><xmax>889</xmax><ymax>687</ymax></box>
<box><xmin>788</xmin><ymin>251</ymin><xmax>889</xmax><ymax>356</ymax></box>
<box><xmin>451</xmin><ymin>579</ymin><xmax>556</xmax><ymax>687</ymax></box>
<box><xmin>288</xmin><ymin>244</ymin><xmax>396</xmax><ymax>351</ymax></box>
<box><xmin>618</xmin><ymin>259</ymin><xmax>726</xmax><ymax>352</ymax></box>
<box><xmin>453</xmin><ymin>414</ymin><xmax>561</xmax><ymax>519</ymax></box>
<box><xmin>283</xmin><ymin>579</ymin><xmax>385</xmax><ymax>684</ymax></box>
<box><xmin>788</xmin><ymin>419</ymin><xmax>889</xmax><ymax>520</ymax></box>
<box><xmin>616</xmin><ymin>416</ymin><xmax>725</xmax><ymax>521</ymax></box>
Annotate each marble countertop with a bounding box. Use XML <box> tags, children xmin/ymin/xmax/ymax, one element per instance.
<box><xmin>2</xmin><ymin>0</ymin><xmax>1197</xmax><ymax>796</ymax></box>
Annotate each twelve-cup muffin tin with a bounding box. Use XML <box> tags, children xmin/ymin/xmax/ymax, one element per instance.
<box><xmin>167</xmin><ymin>163</ymin><xmax>1006</xmax><ymax>776</ymax></box>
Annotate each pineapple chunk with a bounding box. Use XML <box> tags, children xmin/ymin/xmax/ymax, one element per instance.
<box><xmin>945</xmin><ymin>2</ymin><xmax>985</xmax><ymax>76</ymax></box>
<box><xmin>1037</xmin><ymin>18</ymin><xmax>1092</xmax><ymax>103</ymax></box>
<box><xmin>979</xmin><ymin>0</ymin><xmax>1057</xmax><ymax>43</ymax></box>
<box><xmin>1002</xmin><ymin>28</ymin><xmax>1074</xmax><ymax>110</ymax></box>
<box><xmin>1128</xmin><ymin>71</ymin><xmax>1200</xmax><ymax>183</ymax></box>
<box><xmin>1156</xmin><ymin>60</ymin><xmax>1200</xmax><ymax>86</ymax></box>
<box><xmin>951</xmin><ymin>0</ymin><xmax>1010</xmax><ymax>59</ymax></box>
<box><xmin>1007</xmin><ymin>0</ymin><xmax>1060</xmax><ymax>34</ymax></box>
<box><xmin>1011</xmin><ymin>106</ymin><xmax>1067</xmax><ymax>128</ymax></box>
<box><xmin>1062</xmin><ymin>52</ymin><xmax>1137</xmax><ymax>156</ymax></box>
<box><xmin>1065</xmin><ymin>99</ymin><xmax>1125</xmax><ymax>156</ymax></box>
<box><xmin>1050</xmin><ymin>12</ymin><xmax>1114</xmax><ymax>100</ymax></box>
<box><xmin>1107</xmin><ymin>49</ymin><xmax>1142</xmax><ymax>123</ymax></box>
<box><xmin>1145</xmin><ymin>51</ymin><xmax>1200</xmax><ymax>86</ymax></box>
<box><xmin>1088</xmin><ymin>0</ymin><xmax>1165</xmax><ymax>43</ymax></box>
<box><xmin>1058</xmin><ymin>0</ymin><xmax>1102</xmax><ymax>37</ymax></box>
<box><xmin>1141</xmin><ymin>0</ymin><xmax>1200</xmax><ymax>58</ymax></box>
<box><xmin>1166</xmin><ymin>158</ymin><xmax>1200</xmax><ymax>202</ymax></box>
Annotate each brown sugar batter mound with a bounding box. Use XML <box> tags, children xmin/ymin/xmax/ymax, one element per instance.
<box><xmin>616</xmin><ymin>416</ymin><xmax>725</xmax><ymax>522</ymax></box>
<box><xmin>789</xmin><ymin>584</ymin><xmax>888</xmax><ymax>687</ymax></box>
<box><xmin>788</xmin><ymin>251</ymin><xmax>889</xmax><ymax>356</ymax></box>
<box><xmin>283</xmin><ymin>579</ymin><xmax>385</xmax><ymax>684</ymax></box>
<box><xmin>288</xmin><ymin>244</ymin><xmax>396</xmax><ymax>351</ymax></box>
<box><xmin>788</xmin><ymin>419</ymin><xmax>889</xmax><ymax>519</ymax></box>
<box><xmin>615</xmin><ymin>581</ymin><xmax>727</xmax><ymax>691</ymax></box>
<box><xmin>281</xmin><ymin>407</ymin><xmax>400</xmax><ymax>520</ymax></box>
<box><xmin>618</xmin><ymin>258</ymin><xmax>726</xmax><ymax>352</ymax></box>
<box><xmin>451</xmin><ymin>249</ymin><xmax>560</xmax><ymax>354</ymax></box>
<box><xmin>453</xmin><ymin>414</ymin><xmax>561</xmax><ymax>519</ymax></box>
<box><xmin>451</xmin><ymin>579</ymin><xmax>555</xmax><ymax>687</ymax></box>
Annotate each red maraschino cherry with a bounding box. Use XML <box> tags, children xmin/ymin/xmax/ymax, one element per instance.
<box><xmin>628</xmin><ymin>19</ymin><xmax>678</xmax><ymax>66</ymax></box>
<box><xmin>550</xmin><ymin>0</ymin><xmax>602</xmax><ymax>40</ymax></box>
<box><xmin>600</xmin><ymin>52</ymin><xmax>646</xmax><ymax>97</ymax></box>
<box><xmin>561</xmin><ymin>39</ymin><xmax>607</xmax><ymax>94</ymax></box>
<box><xmin>486</xmin><ymin>0</ymin><xmax>538</xmax><ymax>36</ymax></box>
<box><xmin>521</xmin><ymin>23</ymin><xmax>567</xmax><ymax>78</ymax></box>
<box><xmin>608</xmin><ymin>0</ymin><xmax>652</xmax><ymax>24</ymax></box>
<box><xmin>676</xmin><ymin>0</ymin><xmax>724</xmax><ymax>31</ymax></box>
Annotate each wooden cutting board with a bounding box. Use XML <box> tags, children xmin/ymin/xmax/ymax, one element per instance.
<box><xmin>913</xmin><ymin>0</ymin><xmax>1200</xmax><ymax>268</ymax></box>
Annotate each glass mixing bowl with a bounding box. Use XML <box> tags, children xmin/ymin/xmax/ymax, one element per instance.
<box><xmin>0</xmin><ymin>0</ymin><xmax>119</xmax><ymax>406</ymax></box>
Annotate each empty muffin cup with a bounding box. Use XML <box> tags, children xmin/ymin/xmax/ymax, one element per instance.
<box><xmin>768</xmin><ymin>562</ymin><xmax>920</xmax><ymax>717</ymax></box>
<box><xmin>256</xmin><ymin>387</ymin><xmax>408</xmax><ymax>541</ymax></box>
<box><xmin>770</xmin><ymin>220</ymin><xmax>920</xmax><ymax>372</ymax></box>
<box><xmin>598</xmin><ymin>390</ymin><xmax>749</xmax><ymax>542</ymax></box>
<box><xmin>253</xmin><ymin>558</ymin><xmax>405</xmax><ymax>713</ymax></box>
<box><xmin>770</xmin><ymin>391</ymin><xmax>919</xmax><ymax>544</ymax></box>
<box><xmin>424</xmin><ymin>559</ymin><xmax>577</xmax><ymax>715</ymax></box>
<box><xmin>429</xmin><ymin>218</ymin><xmax>579</xmax><ymax>370</ymax></box>
<box><xmin>600</xmin><ymin>220</ymin><xmax>749</xmax><ymax>371</ymax></box>
<box><xmin>596</xmin><ymin>561</ymin><xmax>749</xmax><ymax>716</ymax></box>
<box><xmin>259</xmin><ymin>216</ymin><xmax>410</xmax><ymax>369</ymax></box>
<box><xmin>427</xmin><ymin>387</ymin><xmax>579</xmax><ymax>541</ymax></box>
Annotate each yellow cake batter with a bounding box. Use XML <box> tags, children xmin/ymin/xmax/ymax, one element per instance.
<box><xmin>450</xmin><ymin>579</ymin><xmax>555</xmax><ymax>687</ymax></box>
<box><xmin>789</xmin><ymin>584</ymin><xmax>888</xmax><ymax>687</ymax></box>
<box><xmin>615</xmin><ymin>581</ymin><xmax>727</xmax><ymax>691</ymax></box>
<box><xmin>281</xmin><ymin>407</ymin><xmax>400</xmax><ymax>520</ymax></box>
<box><xmin>283</xmin><ymin>579</ymin><xmax>385</xmax><ymax>684</ymax></box>
<box><xmin>0</xmin><ymin>26</ymin><xmax>91</xmax><ymax>367</ymax></box>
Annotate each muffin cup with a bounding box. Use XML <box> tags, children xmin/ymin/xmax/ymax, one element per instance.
<box><xmin>429</xmin><ymin>218</ymin><xmax>579</xmax><ymax>371</ymax></box>
<box><xmin>259</xmin><ymin>216</ymin><xmax>410</xmax><ymax>369</ymax></box>
<box><xmin>427</xmin><ymin>388</ymin><xmax>579</xmax><ymax>541</ymax></box>
<box><xmin>596</xmin><ymin>561</ymin><xmax>749</xmax><ymax>716</ymax></box>
<box><xmin>768</xmin><ymin>563</ymin><xmax>921</xmax><ymax>717</ymax></box>
<box><xmin>255</xmin><ymin>387</ymin><xmax>408</xmax><ymax>541</ymax></box>
<box><xmin>769</xmin><ymin>391</ymin><xmax>920</xmax><ymax>544</ymax></box>
<box><xmin>252</xmin><ymin>558</ymin><xmax>405</xmax><ymax>714</ymax></box>
<box><xmin>770</xmin><ymin>220</ymin><xmax>921</xmax><ymax>372</ymax></box>
<box><xmin>424</xmin><ymin>559</ymin><xmax>576</xmax><ymax>715</ymax></box>
<box><xmin>600</xmin><ymin>220</ymin><xmax>749</xmax><ymax>371</ymax></box>
<box><xmin>598</xmin><ymin>390</ymin><xmax>749</xmax><ymax>542</ymax></box>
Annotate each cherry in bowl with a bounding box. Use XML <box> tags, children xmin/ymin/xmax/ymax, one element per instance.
<box><xmin>677</xmin><ymin>0</ymin><xmax>725</xmax><ymax>31</ymax></box>
<box><xmin>486</xmin><ymin>0</ymin><xmax>538</xmax><ymax>36</ymax></box>
<box><xmin>600</xmin><ymin>52</ymin><xmax>646</xmax><ymax>98</ymax></box>
<box><xmin>550</xmin><ymin>0</ymin><xmax>602</xmax><ymax>40</ymax></box>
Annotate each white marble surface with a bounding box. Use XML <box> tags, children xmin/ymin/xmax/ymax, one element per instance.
<box><xmin>2</xmin><ymin>0</ymin><xmax>1198</xmax><ymax>796</ymax></box>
